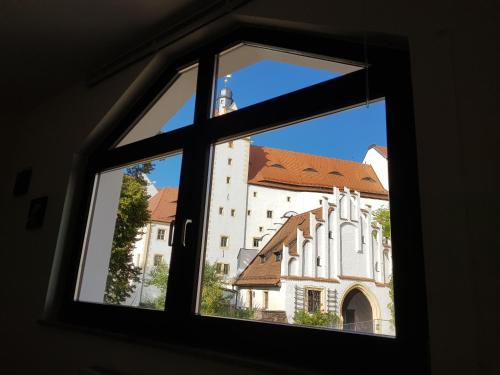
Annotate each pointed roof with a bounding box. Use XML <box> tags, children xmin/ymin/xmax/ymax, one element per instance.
<box><xmin>248</xmin><ymin>146</ymin><xmax>388</xmax><ymax>198</ymax></box>
<box><xmin>369</xmin><ymin>144</ymin><xmax>388</xmax><ymax>159</ymax></box>
<box><xmin>148</xmin><ymin>187</ymin><xmax>178</xmax><ymax>223</ymax></box>
<box><xmin>235</xmin><ymin>208</ymin><xmax>323</xmax><ymax>287</ymax></box>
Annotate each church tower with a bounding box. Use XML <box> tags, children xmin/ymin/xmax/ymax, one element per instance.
<box><xmin>205</xmin><ymin>77</ymin><xmax>250</xmax><ymax>282</ymax></box>
<box><xmin>215</xmin><ymin>75</ymin><xmax>238</xmax><ymax>116</ymax></box>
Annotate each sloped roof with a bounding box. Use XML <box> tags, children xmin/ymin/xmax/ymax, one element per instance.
<box><xmin>369</xmin><ymin>144</ymin><xmax>388</xmax><ymax>159</ymax></box>
<box><xmin>148</xmin><ymin>187</ymin><xmax>178</xmax><ymax>223</ymax></box>
<box><xmin>234</xmin><ymin>208</ymin><xmax>323</xmax><ymax>287</ymax></box>
<box><xmin>248</xmin><ymin>146</ymin><xmax>388</xmax><ymax>197</ymax></box>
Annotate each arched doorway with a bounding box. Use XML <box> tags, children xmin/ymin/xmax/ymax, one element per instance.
<box><xmin>341</xmin><ymin>288</ymin><xmax>374</xmax><ymax>333</ymax></box>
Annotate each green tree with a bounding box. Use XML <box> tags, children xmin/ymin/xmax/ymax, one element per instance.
<box><xmin>293</xmin><ymin>310</ymin><xmax>340</xmax><ymax>327</ymax></box>
<box><xmin>104</xmin><ymin>163</ymin><xmax>152</xmax><ymax>304</ymax></box>
<box><xmin>372</xmin><ymin>207</ymin><xmax>391</xmax><ymax>239</ymax></box>
<box><xmin>142</xmin><ymin>260</ymin><xmax>169</xmax><ymax>310</ymax></box>
<box><xmin>201</xmin><ymin>263</ymin><xmax>254</xmax><ymax>319</ymax></box>
<box><xmin>387</xmin><ymin>275</ymin><xmax>395</xmax><ymax>326</ymax></box>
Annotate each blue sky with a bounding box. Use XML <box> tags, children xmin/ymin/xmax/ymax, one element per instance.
<box><xmin>147</xmin><ymin>60</ymin><xmax>387</xmax><ymax>188</ymax></box>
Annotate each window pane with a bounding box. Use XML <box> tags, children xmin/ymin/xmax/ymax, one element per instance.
<box><xmin>116</xmin><ymin>64</ymin><xmax>197</xmax><ymax>147</ymax></box>
<box><xmin>76</xmin><ymin>153</ymin><xmax>182</xmax><ymax>310</ymax></box>
<box><xmin>213</xmin><ymin>44</ymin><xmax>362</xmax><ymax>116</ymax></box>
<box><xmin>199</xmin><ymin>101</ymin><xmax>395</xmax><ymax>337</ymax></box>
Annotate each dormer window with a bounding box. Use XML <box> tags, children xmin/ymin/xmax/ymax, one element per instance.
<box><xmin>303</xmin><ymin>167</ymin><xmax>318</xmax><ymax>172</ymax></box>
<box><xmin>271</xmin><ymin>163</ymin><xmax>285</xmax><ymax>169</ymax></box>
<box><xmin>362</xmin><ymin>176</ymin><xmax>376</xmax><ymax>182</ymax></box>
<box><xmin>329</xmin><ymin>171</ymin><xmax>343</xmax><ymax>176</ymax></box>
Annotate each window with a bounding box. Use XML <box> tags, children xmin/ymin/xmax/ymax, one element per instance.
<box><xmin>253</xmin><ymin>238</ymin><xmax>259</xmax><ymax>247</ymax></box>
<box><xmin>53</xmin><ymin>28</ymin><xmax>426</xmax><ymax>375</ymax></box>
<box><xmin>319</xmin><ymin>199</ymin><xmax>322</xmax><ymax>204</ymax></box>
<box><xmin>316</xmin><ymin>256</ymin><xmax>321</xmax><ymax>266</ymax></box>
<box><xmin>220</xmin><ymin>236</ymin><xmax>228</xmax><ymax>247</ymax></box>
<box><xmin>228</xmin><ymin>158</ymin><xmax>232</xmax><ymax>165</ymax></box>
<box><xmin>287</xmin><ymin>196</ymin><xmax>291</xmax><ymax>202</ymax></box>
<box><xmin>216</xmin><ymin>262</ymin><xmax>230</xmax><ymax>275</ymax></box>
<box><xmin>219</xmin><ymin>207</ymin><xmax>223</xmax><ymax>215</ymax></box>
<box><xmin>231</xmin><ymin>209</ymin><xmax>235</xmax><ymax>217</ymax></box>
<box><xmin>247</xmin><ymin>210</ymin><xmax>251</xmax><ymax>216</ymax></box>
<box><xmin>157</xmin><ymin>228</ymin><xmax>166</xmax><ymax>240</ymax></box>
<box><xmin>307</xmin><ymin>289</ymin><xmax>322</xmax><ymax>313</ymax></box>
<box><xmin>153</xmin><ymin>254</ymin><xmax>163</xmax><ymax>266</ymax></box>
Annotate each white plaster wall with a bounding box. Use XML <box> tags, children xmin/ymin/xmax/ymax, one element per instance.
<box><xmin>77</xmin><ymin>169</ymin><xmax>123</xmax><ymax>303</ymax></box>
<box><xmin>238</xmin><ymin>287</ymin><xmax>285</xmax><ymax>311</ymax></box>
<box><xmin>363</xmin><ymin>148</ymin><xmax>389</xmax><ymax>191</ymax></box>
<box><xmin>205</xmin><ymin>139</ymin><xmax>250</xmax><ymax>280</ymax></box>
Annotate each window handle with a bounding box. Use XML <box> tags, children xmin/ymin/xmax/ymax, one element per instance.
<box><xmin>183</xmin><ymin>219</ymin><xmax>192</xmax><ymax>247</ymax></box>
<box><xmin>168</xmin><ymin>220</ymin><xmax>175</xmax><ymax>247</ymax></box>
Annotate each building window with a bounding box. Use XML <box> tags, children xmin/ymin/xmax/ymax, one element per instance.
<box><xmin>253</xmin><ymin>238</ymin><xmax>259</xmax><ymax>247</ymax></box>
<box><xmin>220</xmin><ymin>236</ymin><xmax>228</xmax><ymax>247</ymax></box>
<box><xmin>266</xmin><ymin>210</ymin><xmax>273</xmax><ymax>218</ymax></box>
<box><xmin>263</xmin><ymin>291</ymin><xmax>269</xmax><ymax>310</ymax></box>
<box><xmin>247</xmin><ymin>210</ymin><xmax>251</xmax><ymax>216</ymax></box>
<box><xmin>275</xmin><ymin>252</ymin><xmax>282</xmax><ymax>262</ymax></box>
<box><xmin>287</xmin><ymin>196</ymin><xmax>291</xmax><ymax>202</ymax></box>
<box><xmin>219</xmin><ymin>207</ymin><xmax>223</xmax><ymax>215</ymax></box>
<box><xmin>307</xmin><ymin>289</ymin><xmax>322</xmax><ymax>313</ymax></box>
<box><xmin>226</xmin><ymin>176</ymin><xmax>231</xmax><ymax>184</ymax></box>
<box><xmin>316</xmin><ymin>256</ymin><xmax>321</xmax><ymax>266</ymax></box>
<box><xmin>157</xmin><ymin>228</ymin><xmax>166</xmax><ymax>240</ymax></box>
<box><xmin>253</xmin><ymin>191</ymin><xmax>257</xmax><ymax>197</ymax></box>
<box><xmin>328</xmin><ymin>230</ymin><xmax>333</xmax><ymax>239</ymax></box>
<box><xmin>231</xmin><ymin>209</ymin><xmax>235</xmax><ymax>217</ymax></box>
<box><xmin>259</xmin><ymin>226</ymin><xmax>263</xmax><ymax>232</ymax></box>
<box><xmin>319</xmin><ymin>199</ymin><xmax>322</xmax><ymax>204</ymax></box>
<box><xmin>228</xmin><ymin>158</ymin><xmax>232</xmax><ymax>165</ymax></box>
<box><xmin>153</xmin><ymin>254</ymin><xmax>163</xmax><ymax>266</ymax></box>
<box><xmin>216</xmin><ymin>262</ymin><xmax>230</xmax><ymax>275</ymax></box>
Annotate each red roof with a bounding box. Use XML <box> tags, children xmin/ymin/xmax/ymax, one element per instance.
<box><xmin>235</xmin><ymin>208</ymin><xmax>323</xmax><ymax>287</ymax></box>
<box><xmin>148</xmin><ymin>187</ymin><xmax>178</xmax><ymax>223</ymax></box>
<box><xmin>248</xmin><ymin>146</ymin><xmax>388</xmax><ymax>197</ymax></box>
<box><xmin>369</xmin><ymin>144</ymin><xmax>388</xmax><ymax>158</ymax></box>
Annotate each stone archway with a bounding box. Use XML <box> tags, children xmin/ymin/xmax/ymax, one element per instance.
<box><xmin>341</xmin><ymin>288</ymin><xmax>374</xmax><ymax>333</ymax></box>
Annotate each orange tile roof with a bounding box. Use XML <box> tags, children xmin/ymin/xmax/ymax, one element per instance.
<box><xmin>369</xmin><ymin>144</ymin><xmax>388</xmax><ymax>158</ymax></box>
<box><xmin>248</xmin><ymin>146</ymin><xmax>388</xmax><ymax>197</ymax></box>
<box><xmin>235</xmin><ymin>208</ymin><xmax>323</xmax><ymax>287</ymax></box>
<box><xmin>148</xmin><ymin>187</ymin><xmax>178</xmax><ymax>223</ymax></box>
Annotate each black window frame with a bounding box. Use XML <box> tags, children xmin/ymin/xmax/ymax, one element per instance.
<box><xmin>44</xmin><ymin>26</ymin><xmax>429</xmax><ymax>375</ymax></box>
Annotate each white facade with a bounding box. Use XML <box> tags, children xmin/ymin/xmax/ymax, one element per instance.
<box><xmin>236</xmin><ymin>187</ymin><xmax>394</xmax><ymax>335</ymax></box>
<box><xmin>363</xmin><ymin>147</ymin><xmax>389</xmax><ymax>190</ymax></box>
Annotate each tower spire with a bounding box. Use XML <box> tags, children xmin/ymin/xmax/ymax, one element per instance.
<box><xmin>215</xmin><ymin>74</ymin><xmax>237</xmax><ymax>116</ymax></box>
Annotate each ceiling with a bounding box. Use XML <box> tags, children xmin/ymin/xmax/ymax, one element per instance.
<box><xmin>0</xmin><ymin>0</ymin><xmax>218</xmax><ymax>113</ymax></box>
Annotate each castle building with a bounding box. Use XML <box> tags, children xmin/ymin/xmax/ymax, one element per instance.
<box><xmin>131</xmin><ymin>84</ymin><xmax>394</xmax><ymax>335</ymax></box>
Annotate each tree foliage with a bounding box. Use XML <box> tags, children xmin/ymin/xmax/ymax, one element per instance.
<box><xmin>293</xmin><ymin>310</ymin><xmax>340</xmax><ymax>327</ymax></box>
<box><xmin>104</xmin><ymin>163</ymin><xmax>152</xmax><ymax>304</ymax></box>
<box><xmin>200</xmin><ymin>263</ymin><xmax>255</xmax><ymax>319</ymax></box>
<box><xmin>142</xmin><ymin>260</ymin><xmax>169</xmax><ymax>310</ymax></box>
<box><xmin>387</xmin><ymin>275</ymin><xmax>395</xmax><ymax>326</ymax></box>
<box><xmin>372</xmin><ymin>207</ymin><xmax>391</xmax><ymax>239</ymax></box>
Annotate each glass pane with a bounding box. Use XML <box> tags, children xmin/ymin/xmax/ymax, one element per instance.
<box><xmin>116</xmin><ymin>64</ymin><xmax>197</xmax><ymax>147</ymax></box>
<box><xmin>76</xmin><ymin>153</ymin><xmax>182</xmax><ymax>310</ymax></box>
<box><xmin>213</xmin><ymin>44</ymin><xmax>362</xmax><ymax>116</ymax></box>
<box><xmin>200</xmin><ymin>101</ymin><xmax>396</xmax><ymax>337</ymax></box>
